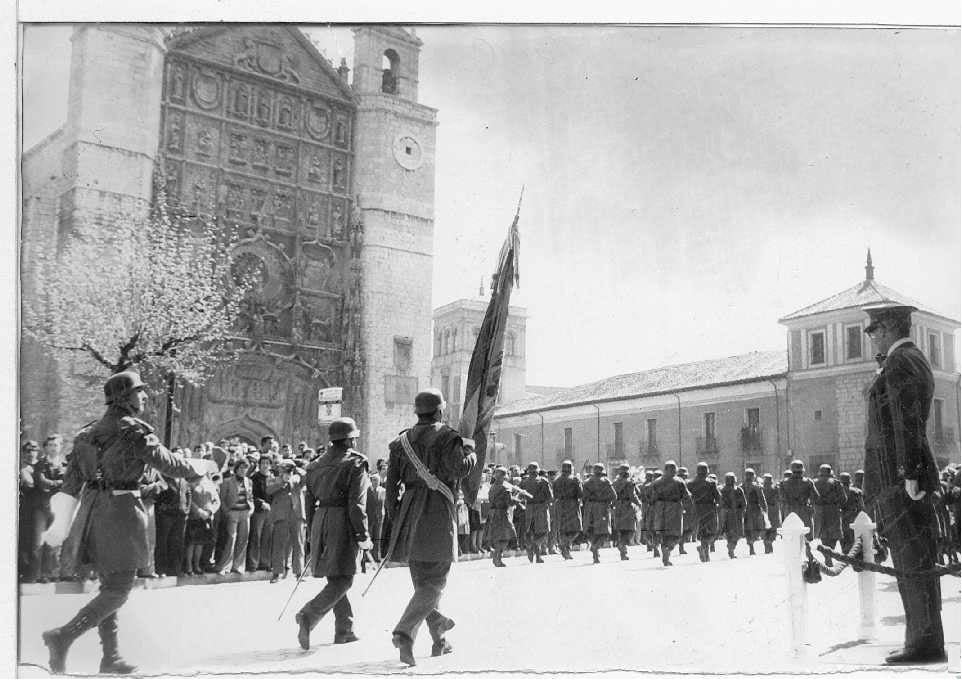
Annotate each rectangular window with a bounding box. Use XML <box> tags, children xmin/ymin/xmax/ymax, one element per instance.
<box><xmin>452</xmin><ymin>375</ymin><xmax>461</xmax><ymax>404</ymax></box>
<box><xmin>746</xmin><ymin>408</ymin><xmax>760</xmax><ymax>431</ymax></box>
<box><xmin>564</xmin><ymin>428</ymin><xmax>573</xmax><ymax>458</ymax></box>
<box><xmin>704</xmin><ymin>412</ymin><xmax>716</xmax><ymax>441</ymax></box>
<box><xmin>440</xmin><ymin>374</ymin><xmax>449</xmax><ymax>403</ymax></box>
<box><xmin>933</xmin><ymin>398</ymin><xmax>944</xmax><ymax>432</ymax></box>
<box><xmin>944</xmin><ymin>332</ymin><xmax>956</xmax><ymax>372</ymax></box>
<box><xmin>614</xmin><ymin>422</ymin><xmax>624</xmax><ymax>458</ymax></box>
<box><xmin>929</xmin><ymin>333</ymin><xmax>942</xmax><ymax>369</ymax></box>
<box><xmin>814</xmin><ymin>410</ymin><xmax>822</xmax><ymax>421</ymax></box>
<box><xmin>809</xmin><ymin>331</ymin><xmax>825</xmax><ymax>365</ymax></box>
<box><xmin>647</xmin><ymin>419</ymin><xmax>657</xmax><ymax>450</ymax></box>
<box><xmin>846</xmin><ymin>325</ymin><xmax>863</xmax><ymax>360</ymax></box>
<box><xmin>514</xmin><ymin>433</ymin><xmax>523</xmax><ymax>463</ymax></box>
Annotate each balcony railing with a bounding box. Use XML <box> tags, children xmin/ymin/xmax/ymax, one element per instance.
<box><xmin>696</xmin><ymin>436</ymin><xmax>719</xmax><ymax>456</ymax></box>
<box><xmin>741</xmin><ymin>426</ymin><xmax>763</xmax><ymax>453</ymax></box>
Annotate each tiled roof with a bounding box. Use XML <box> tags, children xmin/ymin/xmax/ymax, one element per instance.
<box><xmin>779</xmin><ymin>279</ymin><xmax>950</xmax><ymax>323</ymax></box>
<box><xmin>496</xmin><ymin>350</ymin><xmax>787</xmax><ymax>417</ymax></box>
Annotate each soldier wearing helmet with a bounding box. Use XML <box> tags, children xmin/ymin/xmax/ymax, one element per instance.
<box><xmin>838</xmin><ymin>471</ymin><xmax>865</xmax><ymax>554</ymax></box>
<box><xmin>295</xmin><ymin>417</ymin><xmax>370</xmax><ymax>650</ymax></box>
<box><xmin>612</xmin><ymin>464</ymin><xmax>642</xmax><ymax>561</ymax></box>
<box><xmin>650</xmin><ymin>460</ymin><xmax>692</xmax><ymax>566</ymax></box>
<box><xmin>519</xmin><ymin>461</ymin><xmax>554</xmax><ymax>563</ymax></box>
<box><xmin>385</xmin><ymin>388</ymin><xmax>476</xmax><ymax>666</ymax></box>
<box><xmin>760</xmin><ymin>473</ymin><xmax>780</xmax><ymax>553</ymax></box>
<box><xmin>740</xmin><ymin>468</ymin><xmax>769</xmax><ymax>557</ymax></box>
<box><xmin>812</xmin><ymin>463</ymin><xmax>847</xmax><ymax>566</ymax></box>
<box><xmin>778</xmin><ymin>460</ymin><xmax>819</xmax><ymax>540</ymax></box>
<box><xmin>582</xmin><ymin>463</ymin><xmax>617</xmax><ymax>564</ymax></box>
<box><xmin>551</xmin><ymin>459</ymin><xmax>583</xmax><ymax>560</ymax></box>
<box><xmin>720</xmin><ymin>472</ymin><xmax>747</xmax><ymax>559</ymax></box>
<box><xmin>41</xmin><ymin>371</ymin><xmax>200</xmax><ymax>675</ymax></box>
<box><xmin>687</xmin><ymin>462</ymin><xmax>721</xmax><ymax>562</ymax></box>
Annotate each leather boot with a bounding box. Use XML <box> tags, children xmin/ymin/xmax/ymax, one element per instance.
<box><xmin>393</xmin><ymin>633</ymin><xmax>416</xmax><ymax>666</ymax></box>
<box><xmin>652</xmin><ymin>546</ymin><xmax>660</xmax><ymax>558</ymax></box>
<box><xmin>749</xmin><ymin>542</ymin><xmax>756</xmax><ymax>556</ymax></box>
<box><xmin>295</xmin><ymin>611</ymin><xmax>311</xmax><ymax>650</ymax></box>
<box><xmin>98</xmin><ymin>613</ymin><xmax>137</xmax><ymax>675</ymax></box>
<box><xmin>526</xmin><ymin>547</ymin><xmax>534</xmax><ymax>563</ymax></box>
<box><xmin>42</xmin><ymin>611</ymin><xmax>96</xmax><ymax>674</ymax></box>
<box><xmin>591</xmin><ymin>548</ymin><xmax>600</xmax><ymax>564</ymax></box>
<box><xmin>764</xmin><ymin>542</ymin><xmax>773</xmax><ymax>554</ymax></box>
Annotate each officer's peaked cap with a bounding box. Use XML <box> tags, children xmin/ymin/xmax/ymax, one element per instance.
<box><xmin>863</xmin><ymin>302</ymin><xmax>917</xmax><ymax>334</ymax></box>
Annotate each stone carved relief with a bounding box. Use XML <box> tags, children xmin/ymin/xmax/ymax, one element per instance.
<box><xmin>192</xmin><ymin>68</ymin><xmax>222</xmax><ymax>110</ymax></box>
<box><xmin>305</xmin><ymin>101</ymin><xmax>330</xmax><ymax>141</ymax></box>
<box><xmin>334</xmin><ymin>114</ymin><xmax>349</xmax><ymax>147</ymax></box>
<box><xmin>331</xmin><ymin>198</ymin><xmax>347</xmax><ymax>238</ymax></box>
<box><xmin>230</xmin><ymin>81</ymin><xmax>250</xmax><ymax>120</ymax></box>
<box><xmin>277</xmin><ymin>96</ymin><xmax>295</xmax><ymax>130</ymax></box>
<box><xmin>207</xmin><ymin>357</ymin><xmax>288</xmax><ymax>407</ymax></box>
<box><xmin>252</xmin><ymin>138</ymin><xmax>269</xmax><ymax>167</ymax></box>
<box><xmin>166</xmin><ymin>111</ymin><xmax>185</xmax><ymax>152</ymax></box>
<box><xmin>228</xmin><ymin>132</ymin><xmax>248</xmax><ymax>165</ymax></box>
<box><xmin>169</xmin><ymin>62</ymin><xmax>187</xmax><ymax>102</ymax></box>
<box><xmin>196</xmin><ymin>127</ymin><xmax>216</xmax><ymax>158</ymax></box>
<box><xmin>307</xmin><ymin>152</ymin><xmax>326</xmax><ymax>183</ymax></box>
<box><xmin>255</xmin><ymin>89</ymin><xmax>273</xmax><ymax>127</ymax></box>
<box><xmin>275</xmin><ymin>144</ymin><xmax>295</xmax><ymax>176</ymax></box>
<box><xmin>332</xmin><ymin>156</ymin><xmax>347</xmax><ymax>192</ymax></box>
<box><xmin>300</xmin><ymin>246</ymin><xmax>335</xmax><ymax>292</ymax></box>
<box><xmin>234</xmin><ymin>39</ymin><xmax>301</xmax><ymax>84</ymax></box>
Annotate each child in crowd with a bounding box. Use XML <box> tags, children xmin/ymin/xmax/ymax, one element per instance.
<box><xmin>185</xmin><ymin>472</ymin><xmax>221</xmax><ymax>575</ymax></box>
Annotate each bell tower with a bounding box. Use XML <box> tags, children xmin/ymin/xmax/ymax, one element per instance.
<box><xmin>351</xmin><ymin>27</ymin><xmax>438</xmax><ymax>458</ymax></box>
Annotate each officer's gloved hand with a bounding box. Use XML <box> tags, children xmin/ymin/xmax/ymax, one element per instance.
<box><xmin>357</xmin><ymin>539</ymin><xmax>374</xmax><ymax>551</ymax></box>
<box><xmin>42</xmin><ymin>492</ymin><xmax>79</xmax><ymax>547</ymax></box>
<box><xmin>905</xmin><ymin>479</ymin><xmax>926</xmax><ymax>501</ymax></box>
<box><xmin>462</xmin><ymin>438</ymin><xmax>476</xmax><ymax>452</ymax></box>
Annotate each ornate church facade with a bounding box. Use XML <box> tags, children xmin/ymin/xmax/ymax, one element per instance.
<box><xmin>20</xmin><ymin>25</ymin><xmax>437</xmax><ymax>457</ymax></box>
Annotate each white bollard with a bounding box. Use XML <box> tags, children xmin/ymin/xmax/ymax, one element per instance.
<box><xmin>779</xmin><ymin>512</ymin><xmax>809</xmax><ymax>658</ymax></box>
<box><xmin>852</xmin><ymin>511</ymin><xmax>877</xmax><ymax>640</ymax></box>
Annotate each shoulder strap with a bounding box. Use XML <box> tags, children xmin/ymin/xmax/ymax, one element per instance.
<box><xmin>397</xmin><ymin>432</ymin><xmax>456</xmax><ymax>508</ymax></box>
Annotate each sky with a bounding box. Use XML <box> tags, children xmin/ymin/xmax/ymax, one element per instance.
<box><xmin>20</xmin><ymin>24</ymin><xmax>962</xmax><ymax>388</ymax></box>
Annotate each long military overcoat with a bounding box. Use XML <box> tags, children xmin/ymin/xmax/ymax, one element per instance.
<box><xmin>552</xmin><ymin>474</ymin><xmax>583</xmax><ymax>535</ymax></box>
<box><xmin>651</xmin><ymin>475</ymin><xmax>691</xmax><ymax>537</ymax></box>
<box><xmin>719</xmin><ymin>484</ymin><xmax>747</xmax><ymax>540</ymax></box>
<box><xmin>742</xmin><ymin>481</ymin><xmax>769</xmax><ymax>535</ymax></box>
<box><xmin>612</xmin><ymin>477</ymin><xmax>642</xmax><ymax>532</ymax></box>
<box><xmin>687</xmin><ymin>476</ymin><xmax>720</xmax><ymax>539</ymax></box>
<box><xmin>62</xmin><ymin>409</ymin><xmax>198</xmax><ymax>574</ymax></box>
<box><xmin>521</xmin><ymin>475</ymin><xmax>554</xmax><ymax>535</ymax></box>
<box><xmin>487</xmin><ymin>482</ymin><xmax>518</xmax><ymax>542</ymax></box>
<box><xmin>386</xmin><ymin>420</ymin><xmax>475</xmax><ymax>562</ymax></box>
<box><xmin>304</xmin><ymin>449</ymin><xmax>369</xmax><ymax>577</ymax></box>
<box><xmin>582</xmin><ymin>475</ymin><xmax>616</xmax><ymax>537</ymax></box>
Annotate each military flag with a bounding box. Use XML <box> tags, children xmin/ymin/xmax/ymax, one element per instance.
<box><xmin>460</xmin><ymin>194</ymin><xmax>522</xmax><ymax>506</ymax></box>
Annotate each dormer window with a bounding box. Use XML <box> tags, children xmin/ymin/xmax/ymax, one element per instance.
<box><xmin>845</xmin><ymin>324</ymin><xmax>863</xmax><ymax>361</ymax></box>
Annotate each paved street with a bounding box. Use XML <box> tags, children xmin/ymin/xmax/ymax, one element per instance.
<box><xmin>17</xmin><ymin>541</ymin><xmax>960</xmax><ymax>676</ymax></box>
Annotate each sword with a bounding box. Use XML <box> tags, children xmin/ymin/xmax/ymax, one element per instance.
<box><xmin>362</xmin><ymin>499</ymin><xmax>411</xmax><ymax>598</ymax></box>
<box><xmin>277</xmin><ymin>563</ymin><xmax>310</xmax><ymax>622</ymax></box>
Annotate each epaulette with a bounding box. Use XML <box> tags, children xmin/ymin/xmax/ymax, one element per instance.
<box><xmin>347</xmin><ymin>449</ymin><xmax>369</xmax><ymax>466</ymax></box>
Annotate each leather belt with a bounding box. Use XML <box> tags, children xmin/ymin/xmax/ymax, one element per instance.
<box><xmin>111</xmin><ymin>490</ymin><xmax>141</xmax><ymax>497</ymax></box>
<box><xmin>92</xmin><ymin>480</ymin><xmax>139</xmax><ymax>492</ymax></box>
<box><xmin>316</xmin><ymin>499</ymin><xmax>348</xmax><ymax>508</ymax></box>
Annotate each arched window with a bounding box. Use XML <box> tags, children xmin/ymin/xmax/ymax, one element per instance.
<box><xmin>434</xmin><ymin>331</ymin><xmax>442</xmax><ymax>357</ymax></box>
<box><xmin>443</xmin><ymin>329</ymin><xmax>451</xmax><ymax>354</ymax></box>
<box><xmin>381</xmin><ymin>49</ymin><xmax>399</xmax><ymax>94</ymax></box>
<box><xmin>451</xmin><ymin>327</ymin><xmax>458</xmax><ymax>352</ymax></box>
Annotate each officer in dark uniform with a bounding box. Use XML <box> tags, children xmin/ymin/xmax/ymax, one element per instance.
<box><xmin>295</xmin><ymin>417</ymin><xmax>370</xmax><ymax>650</ymax></box>
<box><xmin>862</xmin><ymin>303</ymin><xmax>945</xmax><ymax>664</ymax></box>
<box><xmin>385</xmin><ymin>389</ymin><xmax>476</xmax><ymax>666</ymax></box>
<box><xmin>813</xmin><ymin>464</ymin><xmax>847</xmax><ymax>566</ymax></box>
<box><xmin>838</xmin><ymin>471</ymin><xmax>865</xmax><ymax>554</ymax></box>
<box><xmin>779</xmin><ymin>460</ymin><xmax>820</xmax><ymax>539</ymax></box>
<box><xmin>41</xmin><ymin>371</ymin><xmax>201</xmax><ymax>675</ymax></box>
<box><xmin>741</xmin><ymin>468</ymin><xmax>769</xmax><ymax>556</ymax></box>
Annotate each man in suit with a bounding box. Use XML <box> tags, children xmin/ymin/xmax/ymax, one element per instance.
<box><xmin>267</xmin><ymin>459</ymin><xmax>307</xmax><ymax>582</ymax></box>
<box><xmin>862</xmin><ymin>302</ymin><xmax>945</xmax><ymax>665</ymax></box>
<box><xmin>385</xmin><ymin>389</ymin><xmax>476</xmax><ymax>666</ymax></box>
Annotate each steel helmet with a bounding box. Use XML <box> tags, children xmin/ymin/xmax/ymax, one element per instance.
<box><xmin>328</xmin><ymin>417</ymin><xmax>361</xmax><ymax>442</ymax></box>
<box><xmin>103</xmin><ymin>371</ymin><xmax>147</xmax><ymax>405</ymax></box>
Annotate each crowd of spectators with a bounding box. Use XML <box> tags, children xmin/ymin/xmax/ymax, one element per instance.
<box><xmin>18</xmin><ymin>433</ymin><xmax>962</xmax><ymax>584</ymax></box>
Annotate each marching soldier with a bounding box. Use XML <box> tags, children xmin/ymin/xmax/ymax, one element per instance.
<box><xmin>638</xmin><ymin>470</ymin><xmax>656</xmax><ymax>554</ymax></box>
<box><xmin>295</xmin><ymin>418</ymin><xmax>370</xmax><ymax>649</ymax></box>
<box><xmin>677</xmin><ymin>467</ymin><xmax>693</xmax><ymax>554</ymax></box>
<box><xmin>761</xmin><ymin>473</ymin><xmax>780</xmax><ymax>553</ymax></box>
<box><xmin>41</xmin><ymin>372</ymin><xmax>202</xmax><ymax>675</ymax></box>
<box><xmin>741</xmin><ymin>468</ymin><xmax>769</xmax><ymax>556</ymax></box>
<box><xmin>582</xmin><ymin>463</ymin><xmax>616</xmax><ymax>564</ymax></box>
<box><xmin>838</xmin><ymin>471</ymin><xmax>865</xmax><ymax>554</ymax></box>
<box><xmin>385</xmin><ymin>389</ymin><xmax>476</xmax><ymax>666</ymax></box>
<box><xmin>862</xmin><ymin>303</ymin><xmax>945</xmax><ymax>664</ymax></box>
<box><xmin>779</xmin><ymin>460</ymin><xmax>819</xmax><ymax>539</ymax></box>
<box><xmin>487</xmin><ymin>466</ymin><xmax>518</xmax><ymax>567</ymax></box>
<box><xmin>812</xmin><ymin>464</ymin><xmax>847</xmax><ymax>566</ymax></box>
<box><xmin>552</xmin><ymin>460</ymin><xmax>583</xmax><ymax>560</ymax></box>
<box><xmin>612</xmin><ymin>464</ymin><xmax>642</xmax><ymax>560</ymax></box>
<box><xmin>687</xmin><ymin>462</ymin><xmax>720</xmax><ymax>562</ymax></box>
<box><xmin>719</xmin><ymin>472</ymin><xmax>746</xmax><ymax>559</ymax></box>
<box><xmin>520</xmin><ymin>462</ymin><xmax>554</xmax><ymax>563</ymax></box>
<box><xmin>651</xmin><ymin>461</ymin><xmax>691</xmax><ymax>566</ymax></box>
<box><xmin>546</xmin><ymin>469</ymin><xmax>560</xmax><ymax>555</ymax></box>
